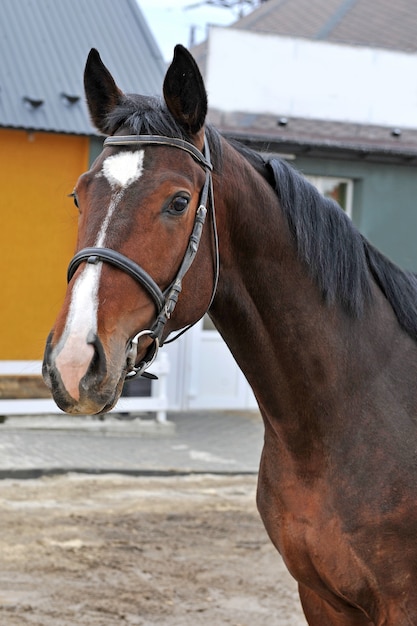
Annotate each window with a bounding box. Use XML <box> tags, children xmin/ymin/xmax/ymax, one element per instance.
<box><xmin>307</xmin><ymin>176</ymin><xmax>353</xmax><ymax>217</ymax></box>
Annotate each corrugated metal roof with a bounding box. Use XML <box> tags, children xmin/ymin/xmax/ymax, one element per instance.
<box><xmin>0</xmin><ymin>0</ymin><xmax>167</xmax><ymax>135</ymax></box>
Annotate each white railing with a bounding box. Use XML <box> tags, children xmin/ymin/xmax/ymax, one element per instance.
<box><xmin>0</xmin><ymin>353</ymin><xmax>170</xmax><ymax>423</ymax></box>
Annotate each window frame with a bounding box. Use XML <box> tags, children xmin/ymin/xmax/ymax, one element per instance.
<box><xmin>306</xmin><ymin>175</ymin><xmax>354</xmax><ymax>218</ymax></box>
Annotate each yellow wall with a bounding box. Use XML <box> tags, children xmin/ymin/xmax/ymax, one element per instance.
<box><xmin>1</xmin><ymin>129</ymin><xmax>89</xmax><ymax>359</ymax></box>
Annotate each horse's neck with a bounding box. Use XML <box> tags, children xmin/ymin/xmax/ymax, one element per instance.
<box><xmin>210</xmin><ymin>148</ymin><xmax>375</xmax><ymax>451</ymax></box>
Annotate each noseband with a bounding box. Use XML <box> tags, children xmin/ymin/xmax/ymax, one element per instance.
<box><xmin>67</xmin><ymin>134</ymin><xmax>218</xmax><ymax>379</ymax></box>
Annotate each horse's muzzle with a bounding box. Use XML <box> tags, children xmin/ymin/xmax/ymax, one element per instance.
<box><xmin>42</xmin><ymin>331</ymin><xmax>125</xmax><ymax>415</ymax></box>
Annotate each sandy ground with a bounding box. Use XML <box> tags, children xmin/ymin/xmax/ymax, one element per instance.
<box><xmin>0</xmin><ymin>473</ymin><xmax>306</xmax><ymax>625</ymax></box>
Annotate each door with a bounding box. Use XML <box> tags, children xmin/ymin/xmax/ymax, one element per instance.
<box><xmin>182</xmin><ymin>317</ymin><xmax>257</xmax><ymax>410</ymax></box>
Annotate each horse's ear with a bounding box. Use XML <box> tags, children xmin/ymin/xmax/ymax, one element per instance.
<box><xmin>163</xmin><ymin>45</ymin><xmax>207</xmax><ymax>136</ymax></box>
<box><xmin>84</xmin><ymin>49</ymin><xmax>124</xmax><ymax>133</ymax></box>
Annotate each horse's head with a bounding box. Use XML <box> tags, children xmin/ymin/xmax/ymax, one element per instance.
<box><xmin>43</xmin><ymin>46</ymin><xmax>217</xmax><ymax>414</ymax></box>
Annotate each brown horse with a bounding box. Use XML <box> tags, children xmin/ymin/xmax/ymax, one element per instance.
<box><xmin>43</xmin><ymin>46</ymin><xmax>417</xmax><ymax>625</ymax></box>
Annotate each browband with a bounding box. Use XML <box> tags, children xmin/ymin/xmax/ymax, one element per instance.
<box><xmin>104</xmin><ymin>135</ymin><xmax>213</xmax><ymax>171</ymax></box>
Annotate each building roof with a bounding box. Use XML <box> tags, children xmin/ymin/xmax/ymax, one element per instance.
<box><xmin>0</xmin><ymin>0</ymin><xmax>166</xmax><ymax>135</ymax></box>
<box><xmin>208</xmin><ymin>109</ymin><xmax>417</xmax><ymax>164</ymax></box>
<box><xmin>234</xmin><ymin>0</ymin><xmax>417</xmax><ymax>53</ymax></box>
<box><xmin>194</xmin><ymin>0</ymin><xmax>417</xmax><ymax>69</ymax></box>
<box><xmin>194</xmin><ymin>0</ymin><xmax>417</xmax><ymax>162</ymax></box>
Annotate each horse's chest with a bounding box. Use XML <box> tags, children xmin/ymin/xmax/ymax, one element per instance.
<box><xmin>256</xmin><ymin>470</ymin><xmax>373</xmax><ymax>604</ymax></box>
<box><xmin>257</xmin><ymin>467</ymin><xmax>417</xmax><ymax>622</ymax></box>
<box><xmin>258</xmin><ymin>483</ymin><xmax>345</xmax><ymax>584</ymax></box>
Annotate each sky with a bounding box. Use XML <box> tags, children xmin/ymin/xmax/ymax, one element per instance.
<box><xmin>138</xmin><ymin>0</ymin><xmax>252</xmax><ymax>61</ymax></box>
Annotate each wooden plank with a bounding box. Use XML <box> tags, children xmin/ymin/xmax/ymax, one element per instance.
<box><xmin>0</xmin><ymin>375</ymin><xmax>51</xmax><ymax>399</ymax></box>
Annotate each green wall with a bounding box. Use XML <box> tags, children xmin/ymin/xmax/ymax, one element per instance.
<box><xmin>295</xmin><ymin>156</ymin><xmax>417</xmax><ymax>272</ymax></box>
<box><xmin>89</xmin><ymin>136</ymin><xmax>105</xmax><ymax>164</ymax></box>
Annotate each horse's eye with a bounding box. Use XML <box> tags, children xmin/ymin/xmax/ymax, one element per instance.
<box><xmin>69</xmin><ymin>192</ymin><xmax>79</xmax><ymax>209</ymax></box>
<box><xmin>168</xmin><ymin>196</ymin><xmax>189</xmax><ymax>214</ymax></box>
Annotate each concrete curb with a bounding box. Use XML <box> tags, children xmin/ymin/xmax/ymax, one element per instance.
<box><xmin>1</xmin><ymin>414</ymin><xmax>176</xmax><ymax>436</ymax></box>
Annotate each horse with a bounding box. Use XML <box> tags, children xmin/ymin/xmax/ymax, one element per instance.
<box><xmin>42</xmin><ymin>45</ymin><xmax>417</xmax><ymax>625</ymax></box>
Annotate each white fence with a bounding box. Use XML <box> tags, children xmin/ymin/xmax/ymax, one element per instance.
<box><xmin>0</xmin><ymin>353</ymin><xmax>170</xmax><ymax>423</ymax></box>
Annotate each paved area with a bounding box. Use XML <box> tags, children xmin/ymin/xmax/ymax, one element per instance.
<box><xmin>0</xmin><ymin>411</ymin><xmax>264</xmax><ymax>478</ymax></box>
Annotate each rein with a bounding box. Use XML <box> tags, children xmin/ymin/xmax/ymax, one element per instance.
<box><xmin>67</xmin><ymin>134</ymin><xmax>218</xmax><ymax>379</ymax></box>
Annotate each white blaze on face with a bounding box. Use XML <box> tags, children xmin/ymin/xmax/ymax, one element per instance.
<box><xmin>54</xmin><ymin>150</ymin><xmax>145</xmax><ymax>399</ymax></box>
<box><xmin>55</xmin><ymin>264</ymin><xmax>100</xmax><ymax>400</ymax></box>
<box><xmin>102</xmin><ymin>150</ymin><xmax>144</xmax><ymax>189</ymax></box>
<box><xmin>97</xmin><ymin>150</ymin><xmax>145</xmax><ymax>245</ymax></box>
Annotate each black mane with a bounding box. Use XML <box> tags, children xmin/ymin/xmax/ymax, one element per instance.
<box><xmin>265</xmin><ymin>156</ymin><xmax>417</xmax><ymax>341</ymax></box>
<box><xmin>106</xmin><ymin>97</ymin><xmax>417</xmax><ymax>342</ymax></box>
<box><xmin>226</xmin><ymin>140</ymin><xmax>417</xmax><ymax>341</ymax></box>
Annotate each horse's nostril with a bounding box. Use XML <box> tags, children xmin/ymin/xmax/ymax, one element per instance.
<box><xmin>42</xmin><ymin>332</ymin><xmax>54</xmax><ymax>388</ymax></box>
<box><xmin>86</xmin><ymin>333</ymin><xmax>107</xmax><ymax>379</ymax></box>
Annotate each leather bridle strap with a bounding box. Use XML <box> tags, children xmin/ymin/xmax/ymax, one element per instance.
<box><xmin>67</xmin><ymin>247</ymin><xmax>165</xmax><ymax>313</ymax></box>
<box><xmin>152</xmin><ymin>204</ymin><xmax>208</xmax><ymax>342</ymax></box>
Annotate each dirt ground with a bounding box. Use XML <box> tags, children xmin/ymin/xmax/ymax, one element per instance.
<box><xmin>0</xmin><ymin>473</ymin><xmax>306</xmax><ymax>625</ymax></box>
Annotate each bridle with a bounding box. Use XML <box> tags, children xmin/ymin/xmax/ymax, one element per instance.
<box><xmin>67</xmin><ymin>134</ymin><xmax>218</xmax><ymax>379</ymax></box>
<box><xmin>67</xmin><ymin>134</ymin><xmax>219</xmax><ymax>379</ymax></box>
